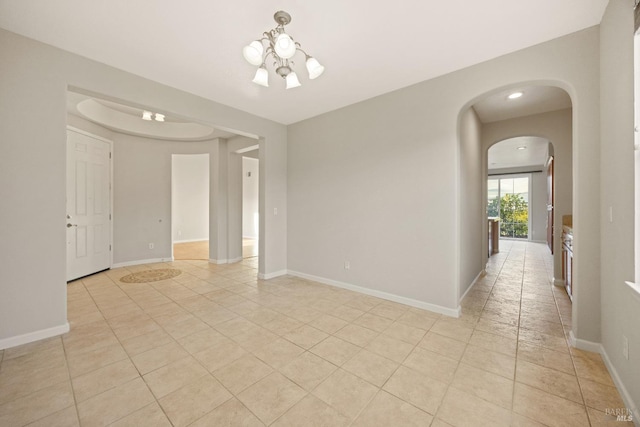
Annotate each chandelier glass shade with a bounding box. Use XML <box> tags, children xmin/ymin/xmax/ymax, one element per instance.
<box><xmin>243</xmin><ymin>11</ymin><xmax>324</xmax><ymax>89</ymax></box>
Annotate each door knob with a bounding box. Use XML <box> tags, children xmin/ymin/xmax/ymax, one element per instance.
<box><xmin>66</xmin><ymin>223</ymin><xmax>77</xmax><ymax>228</ymax></box>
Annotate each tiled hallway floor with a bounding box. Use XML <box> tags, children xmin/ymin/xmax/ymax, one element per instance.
<box><xmin>0</xmin><ymin>241</ymin><xmax>630</xmax><ymax>426</ymax></box>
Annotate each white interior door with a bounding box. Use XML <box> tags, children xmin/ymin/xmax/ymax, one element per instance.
<box><xmin>66</xmin><ymin>129</ymin><xmax>112</xmax><ymax>281</ymax></box>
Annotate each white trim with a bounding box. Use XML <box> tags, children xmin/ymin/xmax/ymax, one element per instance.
<box><xmin>0</xmin><ymin>323</ymin><xmax>70</xmax><ymax>350</ymax></box>
<box><xmin>288</xmin><ymin>270</ymin><xmax>461</xmax><ymax>318</ymax></box>
<box><xmin>624</xmin><ymin>281</ymin><xmax>640</xmax><ymax>304</ymax></box>
<box><xmin>112</xmin><ymin>258</ymin><xmax>173</xmax><ymax>268</ymax></box>
<box><xmin>173</xmin><ymin>238</ymin><xmax>209</xmax><ymax>244</ymax></box>
<box><xmin>460</xmin><ymin>270</ymin><xmax>484</xmax><ymax>303</ymax></box>
<box><xmin>600</xmin><ymin>345</ymin><xmax>640</xmax><ymax>424</ymax></box>
<box><xmin>569</xmin><ymin>330</ymin><xmax>602</xmax><ymax>353</ymax></box>
<box><xmin>553</xmin><ymin>277</ymin><xmax>565</xmax><ymax>287</ymax></box>
<box><xmin>210</xmin><ymin>259</ymin><xmax>227</xmax><ymax>265</ymax></box>
<box><xmin>258</xmin><ymin>270</ymin><xmax>288</xmax><ymax>280</ymax></box>
<box><xmin>228</xmin><ymin>257</ymin><xmax>243</xmax><ymax>264</ymax></box>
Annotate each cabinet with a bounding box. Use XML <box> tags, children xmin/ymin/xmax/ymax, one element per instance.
<box><xmin>562</xmin><ymin>229</ymin><xmax>573</xmax><ymax>300</ymax></box>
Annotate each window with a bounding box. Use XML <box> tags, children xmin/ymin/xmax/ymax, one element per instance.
<box><xmin>488</xmin><ymin>175</ymin><xmax>530</xmax><ymax>239</ymax></box>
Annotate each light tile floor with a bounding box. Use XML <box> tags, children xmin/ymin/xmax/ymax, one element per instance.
<box><xmin>0</xmin><ymin>241</ymin><xmax>631</xmax><ymax>426</ymax></box>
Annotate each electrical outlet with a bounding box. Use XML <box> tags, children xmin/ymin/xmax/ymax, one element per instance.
<box><xmin>344</xmin><ymin>260</ymin><xmax>350</xmax><ymax>270</ymax></box>
<box><xmin>622</xmin><ymin>335</ymin><xmax>629</xmax><ymax>360</ymax></box>
<box><xmin>148</xmin><ymin>243</ymin><xmax>154</xmax><ymax>250</ymax></box>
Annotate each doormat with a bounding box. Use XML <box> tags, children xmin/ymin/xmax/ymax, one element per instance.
<box><xmin>119</xmin><ymin>268</ymin><xmax>182</xmax><ymax>283</ymax></box>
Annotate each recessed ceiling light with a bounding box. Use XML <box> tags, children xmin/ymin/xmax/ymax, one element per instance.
<box><xmin>142</xmin><ymin>111</ymin><xmax>153</xmax><ymax>120</ymax></box>
<box><xmin>517</xmin><ymin>146</ymin><xmax>527</xmax><ymax>150</ymax></box>
<box><xmin>508</xmin><ymin>92</ymin><xmax>523</xmax><ymax>99</ymax></box>
<box><xmin>154</xmin><ymin>113</ymin><xmax>165</xmax><ymax>122</ymax></box>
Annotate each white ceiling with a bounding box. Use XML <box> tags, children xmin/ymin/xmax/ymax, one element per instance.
<box><xmin>488</xmin><ymin>136</ymin><xmax>549</xmax><ymax>170</ymax></box>
<box><xmin>0</xmin><ymin>0</ymin><xmax>607</xmax><ymax>125</ymax></box>
<box><xmin>474</xmin><ymin>85</ymin><xmax>572</xmax><ymax>123</ymax></box>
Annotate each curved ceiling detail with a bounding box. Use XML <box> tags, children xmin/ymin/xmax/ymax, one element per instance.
<box><xmin>76</xmin><ymin>99</ymin><xmax>216</xmax><ymax>141</ymax></box>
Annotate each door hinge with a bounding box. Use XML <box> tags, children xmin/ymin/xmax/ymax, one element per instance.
<box><xmin>109</xmin><ymin>152</ymin><xmax>112</xmax><ymax>159</ymax></box>
<box><xmin>109</xmin><ymin>244</ymin><xmax>112</xmax><ymax>251</ymax></box>
<box><xmin>109</xmin><ymin>214</ymin><xmax>112</xmax><ymax>220</ymax></box>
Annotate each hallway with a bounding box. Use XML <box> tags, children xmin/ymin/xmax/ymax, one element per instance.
<box><xmin>0</xmin><ymin>242</ymin><xmax>628</xmax><ymax>426</ymax></box>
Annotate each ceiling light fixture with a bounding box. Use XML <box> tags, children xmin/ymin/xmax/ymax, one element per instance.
<box><xmin>154</xmin><ymin>113</ymin><xmax>165</xmax><ymax>122</ymax></box>
<box><xmin>517</xmin><ymin>146</ymin><xmax>527</xmax><ymax>150</ymax></box>
<box><xmin>142</xmin><ymin>111</ymin><xmax>153</xmax><ymax>120</ymax></box>
<box><xmin>243</xmin><ymin>11</ymin><xmax>324</xmax><ymax>89</ymax></box>
<box><xmin>508</xmin><ymin>91</ymin><xmax>524</xmax><ymax>99</ymax></box>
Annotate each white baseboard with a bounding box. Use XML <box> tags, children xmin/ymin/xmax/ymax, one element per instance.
<box><xmin>459</xmin><ymin>270</ymin><xmax>484</xmax><ymax>303</ymax></box>
<box><xmin>173</xmin><ymin>238</ymin><xmax>208</xmax><ymax>244</ymax></box>
<box><xmin>0</xmin><ymin>322</ymin><xmax>70</xmax><ymax>350</ymax></box>
<box><xmin>258</xmin><ymin>270</ymin><xmax>288</xmax><ymax>280</ymax></box>
<box><xmin>553</xmin><ymin>277</ymin><xmax>565</xmax><ymax>287</ymax></box>
<box><xmin>600</xmin><ymin>346</ymin><xmax>639</xmax><ymax>425</ymax></box>
<box><xmin>209</xmin><ymin>259</ymin><xmax>227</xmax><ymax>264</ymax></box>
<box><xmin>112</xmin><ymin>258</ymin><xmax>173</xmax><ymax>268</ymax></box>
<box><xmin>569</xmin><ymin>332</ymin><xmax>639</xmax><ymax>424</ymax></box>
<box><xmin>287</xmin><ymin>270</ymin><xmax>460</xmax><ymax>318</ymax></box>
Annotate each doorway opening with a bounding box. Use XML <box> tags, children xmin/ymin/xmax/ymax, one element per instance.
<box><xmin>242</xmin><ymin>156</ymin><xmax>259</xmax><ymax>259</ymax></box>
<box><xmin>172</xmin><ymin>154</ymin><xmax>210</xmax><ymax>260</ymax></box>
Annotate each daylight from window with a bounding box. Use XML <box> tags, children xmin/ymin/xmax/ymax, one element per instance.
<box><xmin>488</xmin><ymin>176</ymin><xmax>530</xmax><ymax>239</ymax></box>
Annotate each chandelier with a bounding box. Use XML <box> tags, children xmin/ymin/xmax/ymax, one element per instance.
<box><xmin>242</xmin><ymin>11</ymin><xmax>325</xmax><ymax>89</ymax></box>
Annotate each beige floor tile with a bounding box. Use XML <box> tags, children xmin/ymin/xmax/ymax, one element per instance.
<box><xmin>237</xmin><ymin>372</ymin><xmax>307</xmax><ymax>425</ymax></box>
<box><xmin>252</xmin><ymin>338</ymin><xmax>306</xmax><ymax>369</ymax></box>
<box><xmin>474</xmin><ymin>317</ymin><xmax>518</xmax><ymax>339</ymax></box>
<box><xmin>189</xmin><ymin>398</ymin><xmax>264</xmax><ymax>427</ymax></box>
<box><xmin>72</xmin><ymin>358</ymin><xmax>139</xmax><ymax>402</ymax></box>
<box><xmin>232</xmin><ymin>327</ymin><xmax>281</xmax><ymax>352</ymax></box>
<box><xmin>283</xmin><ymin>325</ymin><xmax>329</xmax><ymax>349</ymax></box>
<box><xmin>510</xmin><ymin>413</ymin><xmax>547</xmax><ymax>426</ymax></box>
<box><xmin>271</xmin><ymin>394</ymin><xmax>350</xmax><ymax>427</ymax></box>
<box><xmin>430</xmin><ymin>320</ymin><xmax>474</xmax><ymax>343</ymax></box>
<box><xmin>25</xmin><ymin>405</ymin><xmax>79</xmax><ymax>427</ymax></box>
<box><xmin>334</xmin><ymin>324</ymin><xmax>379</xmax><ymax>347</ymax></box>
<box><xmin>518</xmin><ymin>328</ymin><xmax>569</xmax><ymax>353</ymax></box>
<box><xmin>213</xmin><ymin>354</ymin><xmax>273</xmax><ymax>394</ymax></box>
<box><xmin>396</xmin><ymin>309</ymin><xmax>439</xmax><ymax>330</ymax></box>
<box><xmin>0</xmin><ymin>351</ymin><xmax>69</xmax><ymax>405</ymax></box>
<box><xmin>313</xmin><ymin>369</ymin><xmax>378</xmax><ymax>420</ymax></box>
<box><xmin>310</xmin><ymin>336</ymin><xmax>360</xmax><ymax>366</ymax></box>
<box><xmin>579</xmin><ymin>377</ymin><xmax>626</xmax><ymax>412</ymax></box>
<box><xmin>0</xmin><ymin>381</ymin><xmax>75</xmax><ymax>427</ymax></box>
<box><xmin>66</xmin><ymin>343</ymin><xmax>128</xmax><ymax>378</ymax></box>
<box><xmin>329</xmin><ymin>305</ymin><xmax>365</xmax><ymax>322</ymax></box>
<box><xmin>430</xmin><ymin>418</ymin><xmax>456</xmax><ymax>427</ymax></box>
<box><xmin>159</xmin><ymin>375</ymin><xmax>232</xmax><ymax>427</ymax></box>
<box><xmin>162</xmin><ymin>316</ymin><xmax>210</xmax><ymax>339</ymax></box>
<box><xmin>369</xmin><ymin>302</ymin><xmax>408</xmax><ymax>320</ymax></box>
<box><xmin>352</xmin><ymin>312</ymin><xmax>394</xmax><ymax>332</ymax></box>
<box><xmin>572</xmin><ymin>353</ymin><xmax>616</xmax><ymax>387</ymax></box>
<box><xmin>382</xmin><ymin>321</ymin><xmax>426</xmax><ymax>345</ymax></box>
<box><xmin>2</xmin><ymin>337</ymin><xmax>62</xmax><ymax>361</ymax></box>
<box><xmin>382</xmin><ymin>366</ymin><xmax>447</xmax><ymax>415</ymax></box>
<box><xmin>175</xmin><ymin>327</ymin><xmax>224</xmax><ymax>354</ymax></box>
<box><xmin>450</xmin><ymin>363</ymin><xmax>514</xmax><ymax>409</ymax></box>
<box><xmin>512</xmin><ymin>382</ymin><xmax>589</xmax><ymax>427</ymax></box>
<box><xmin>308</xmin><ymin>314</ymin><xmax>349</xmax><ymax>334</ymax></box>
<box><xmin>468</xmin><ymin>329</ymin><xmax>517</xmax><ymax>357</ymax></box>
<box><xmin>402</xmin><ymin>347</ymin><xmax>458</xmax><ymax>384</ymax></box>
<box><xmin>461</xmin><ymin>344</ymin><xmax>516</xmax><ymax>379</ymax></box>
<box><xmin>437</xmin><ymin>384</ymin><xmax>512</xmax><ymax>427</ymax></box>
<box><xmin>120</xmin><ymin>328</ymin><xmax>173</xmax><ymax>356</ymax></box>
<box><xmin>515</xmin><ymin>359</ymin><xmax>582</xmax><ymax>403</ymax></box>
<box><xmin>516</xmin><ymin>342</ymin><xmax>575</xmax><ymax>375</ymax></box>
<box><xmin>213</xmin><ymin>316</ymin><xmax>260</xmax><ymax>337</ymax></box>
<box><xmin>193</xmin><ymin>337</ymin><xmax>248</xmax><ymax>372</ymax></box>
<box><xmin>351</xmin><ymin>390</ymin><xmax>433</xmax><ymax>427</ymax></box>
<box><xmin>342</xmin><ymin>349</ymin><xmax>398</xmax><ymax>387</ymax></box>
<box><xmin>109</xmin><ymin>402</ymin><xmax>172</xmax><ymax>427</ymax></box>
<box><xmin>417</xmin><ymin>331</ymin><xmax>467</xmax><ymax>360</ymax></box>
<box><xmin>263</xmin><ymin>315</ymin><xmax>304</xmax><ymax>335</ymax></box>
<box><xmin>365</xmin><ymin>334</ymin><xmax>415</xmax><ymax>363</ymax></box>
<box><xmin>131</xmin><ymin>341</ymin><xmax>189</xmax><ymax>375</ymax></box>
<box><xmin>77</xmin><ymin>377</ymin><xmax>155</xmax><ymax>426</ymax></box>
<box><xmin>143</xmin><ymin>356</ymin><xmax>208</xmax><ymax>398</ymax></box>
<box><xmin>280</xmin><ymin>352</ymin><xmax>338</xmax><ymax>391</ymax></box>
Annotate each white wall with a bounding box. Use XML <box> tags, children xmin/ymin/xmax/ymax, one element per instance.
<box><xmin>288</xmin><ymin>28</ymin><xmax>600</xmax><ymax>317</ymax></box>
<box><xmin>459</xmin><ymin>107</ymin><xmax>484</xmax><ymax>299</ymax></box>
<box><xmin>0</xmin><ymin>28</ymin><xmax>287</xmax><ymax>347</ymax></box>
<box><xmin>172</xmin><ymin>154</ymin><xmax>209</xmax><ymax>243</ymax></box>
<box><xmin>243</xmin><ymin>157</ymin><xmax>260</xmax><ymax>239</ymax></box>
<box><xmin>483</xmin><ymin>109</ymin><xmax>572</xmax><ymax>282</ymax></box>
<box><xmin>599</xmin><ymin>0</ymin><xmax>639</xmax><ymax>415</ymax></box>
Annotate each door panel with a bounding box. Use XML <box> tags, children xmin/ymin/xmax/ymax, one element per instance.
<box><xmin>546</xmin><ymin>157</ymin><xmax>554</xmax><ymax>254</ymax></box>
<box><xmin>66</xmin><ymin>130</ymin><xmax>111</xmax><ymax>281</ymax></box>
